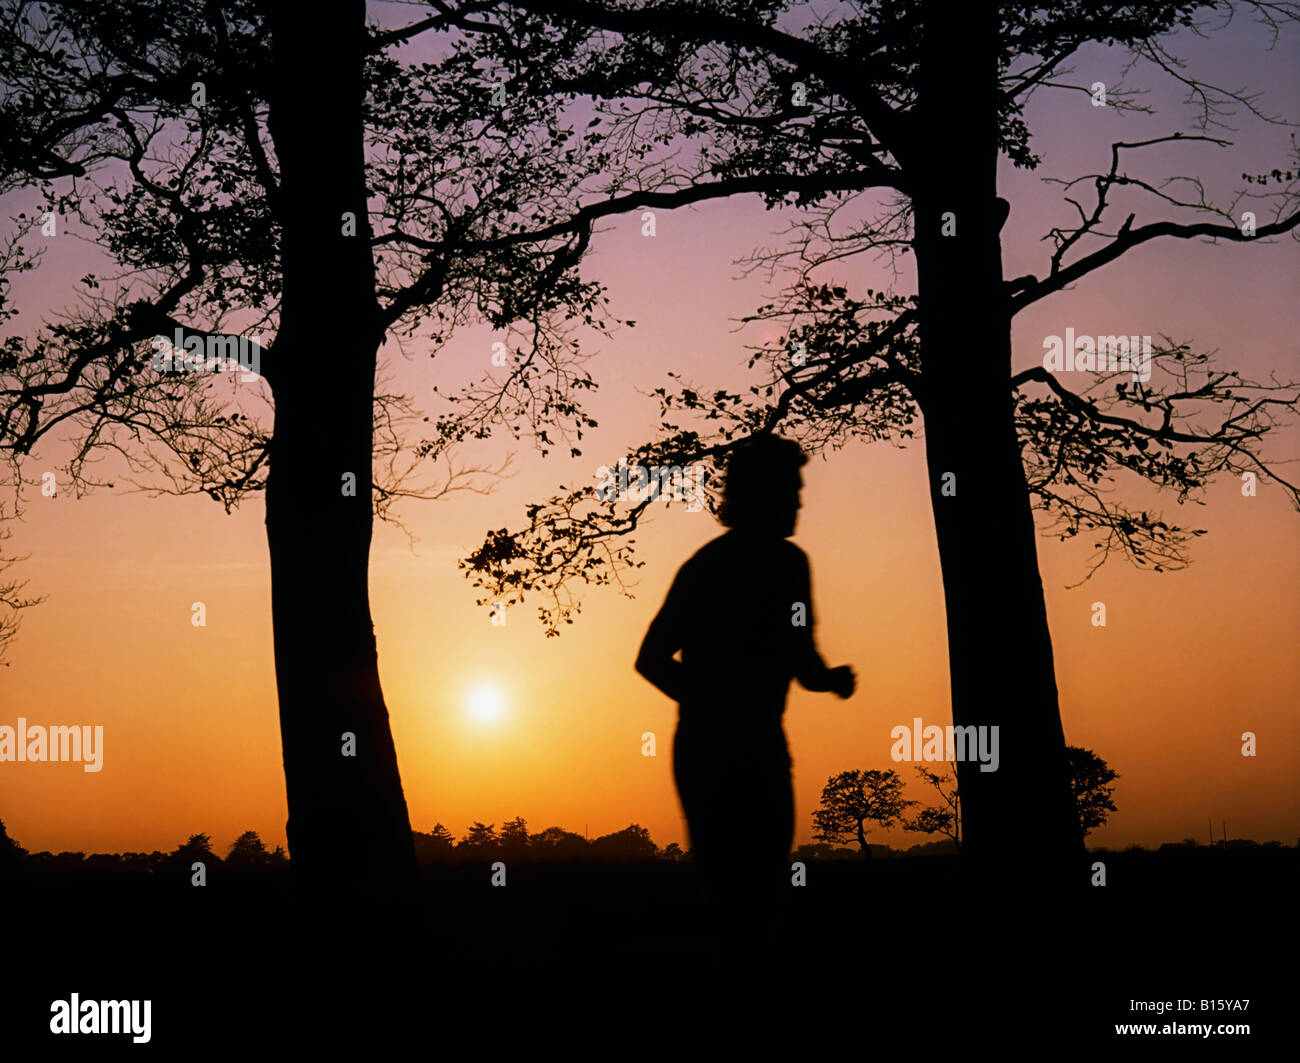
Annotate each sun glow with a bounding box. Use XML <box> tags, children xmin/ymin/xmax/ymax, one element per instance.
<box><xmin>466</xmin><ymin>684</ymin><xmax>506</xmax><ymax>725</ymax></box>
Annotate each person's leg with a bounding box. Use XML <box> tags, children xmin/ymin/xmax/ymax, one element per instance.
<box><xmin>764</xmin><ymin>754</ymin><xmax>796</xmax><ymax>951</ymax></box>
<box><xmin>674</xmin><ymin>723</ymin><xmax>727</xmax><ymax>898</ymax></box>
<box><xmin>700</xmin><ymin>739</ymin><xmax>790</xmax><ymax>972</ymax></box>
<box><xmin>675</xmin><ymin>725</ymin><xmax>744</xmax><ymax>970</ymax></box>
<box><xmin>714</xmin><ymin>739</ymin><xmax>793</xmax><ymax>971</ymax></box>
<box><xmin>773</xmin><ymin>736</ymin><xmax>795</xmax><ymax>886</ymax></box>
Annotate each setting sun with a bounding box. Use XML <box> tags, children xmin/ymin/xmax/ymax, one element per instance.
<box><xmin>466</xmin><ymin>684</ymin><xmax>506</xmax><ymax>725</ymax></box>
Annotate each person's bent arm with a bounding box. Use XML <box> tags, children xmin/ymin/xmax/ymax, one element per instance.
<box><xmin>791</xmin><ymin>548</ymin><xmax>856</xmax><ymax>699</ymax></box>
<box><xmin>796</xmin><ymin>645</ymin><xmax>856</xmax><ymax>698</ymax></box>
<box><xmin>795</xmin><ymin>645</ymin><xmax>835</xmax><ymax>692</ymax></box>
<box><xmin>635</xmin><ymin>564</ymin><xmax>691</xmax><ymax>703</ymax></box>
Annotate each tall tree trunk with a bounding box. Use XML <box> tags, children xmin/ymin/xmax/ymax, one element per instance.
<box><xmin>263</xmin><ymin>1</ymin><xmax>417</xmax><ymax>905</ymax></box>
<box><xmin>912</xmin><ymin>2</ymin><xmax>1087</xmax><ymax>889</ymax></box>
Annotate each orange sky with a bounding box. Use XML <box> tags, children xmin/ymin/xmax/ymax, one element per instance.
<box><xmin>1</xmin><ymin>17</ymin><xmax>1297</xmax><ymax>858</ymax></box>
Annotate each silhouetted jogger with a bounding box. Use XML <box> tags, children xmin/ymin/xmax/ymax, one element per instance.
<box><xmin>636</xmin><ymin>435</ymin><xmax>856</xmax><ymax>950</ymax></box>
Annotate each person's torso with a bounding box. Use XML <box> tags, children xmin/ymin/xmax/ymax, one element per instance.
<box><xmin>676</xmin><ymin>532</ymin><xmax>808</xmax><ymax>729</ymax></box>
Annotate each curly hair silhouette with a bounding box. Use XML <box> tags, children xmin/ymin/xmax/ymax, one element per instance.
<box><xmin>715</xmin><ymin>434</ymin><xmax>808</xmax><ymax>535</ymax></box>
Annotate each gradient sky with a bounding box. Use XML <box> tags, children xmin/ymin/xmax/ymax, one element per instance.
<box><xmin>1</xmin><ymin>7</ymin><xmax>1297</xmax><ymax>859</ymax></box>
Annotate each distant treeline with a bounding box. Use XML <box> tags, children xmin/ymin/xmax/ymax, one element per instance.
<box><xmin>0</xmin><ymin>822</ymin><xmax>287</xmax><ymax>878</ymax></box>
<box><xmin>1</xmin><ymin>817</ymin><xmax>1293</xmax><ymax>876</ymax></box>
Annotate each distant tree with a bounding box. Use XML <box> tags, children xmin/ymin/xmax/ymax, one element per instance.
<box><xmin>268</xmin><ymin>845</ymin><xmax>289</xmax><ymax>867</ymax></box>
<box><xmin>896</xmin><ymin>750</ymin><xmax>1116</xmax><ymax>843</ymax></box>
<box><xmin>131</xmin><ymin>851</ymin><xmax>166</xmax><ymax>875</ymax></box>
<box><xmin>530</xmin><ymin>826</ymin><xmax>590</xmax><ymax>862</ymax></box>
<box><xmin>791</xmin><ymin>842</ymin><xmax>858</xmax><ymax>863</ymax></box>
<box><xmin>792</xmin><ymin>842</ymin><xmax>828</xmax><ymax>862</ymax></box>
<box><xmin>903</xmin><ymin>765</ymin><xmax>961</xmax><ymax>851</ymax></box>
<box><xmin>813</xmin><ymin>770</ymin><xmax>914</xmax><ymax>860</ymax></box>
<box><xmin>225</xmin><ymin>830</ymin><xmax>271</xmax><ymax>869</ymax></box>
<box><xmin>500</xmin><ymin>817</ymin><xmax>531</xmax><ymax>859</ymax></box>
<box><xmin>412</xmin><ymin>823</ymin><xmax>456</xmax><ymax>865</ymax></box>
<box><xmin>457</xmin><ymin>822</ymin><xmax>500</xmax><ymax>861</ymax></box>
<box><xmin>156</xmin><ymin>836</ymin><xmax>207</xmax><ymax>881</ymax></box>
<box><xmin>658</xmin><ymin>842</ymin><xmax>686</xmax><ymax>862</ymax></box>
<box><xmin>0</xmin><ymin>817</ymin><xmax>26</xmax><ymax>870</ymax></box>
<box><xmin>905</xmin><ymin>807</ymin><xmax>958</xmax><ymax>849</ymax></box>
<box><xmin>30</xmin><ymin>851</ymin><xmax>86</xmax><ymax>872</ymax></box>
<box><xmin>1066</xmin><ymin>746</ymin><xmax>1120</xmax><ymax>836</ymax></box>
<box><xmin>591</xmin><ymin>824</ymin><xmax>658</xmax><ymax>863</ymax></box>
<box><xmin>172</xmin><ymin>833</ymin><xmax>215</xmax><ymax>861</ymax></box>
<box><xmin>903</xmin><ymin>839</ymin><xmax>960</xmax><ymax>857</ymax></box>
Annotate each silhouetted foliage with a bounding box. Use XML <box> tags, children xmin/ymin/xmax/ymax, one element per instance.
<box><xmin>412</xmin><ymin>824</ymin><xmax>457</xmax><ymax>865</ymax></box>
<box><xmin>590</xmin><ymin>824</ymin><xmax>658</xmax><ymax>863</ymax></box>
<box><xmin>658</xmin><ymin>841</ymin><xmax>687</xmax><ymax>862</ymax></box>
<box><xmin>29</xmin><ymin>850</ymin><xmax>87</xmax><ymax>872</ymax></box>
<box><xmin>903</xmin><ymin>764</ymin><xmax>962</xmax><ymax>850</ymax></box>
<box><xmin>156</xmin><ymin>832</ymin><xmax>219</xmax><ymax>883</ymax></box>
<box><xmin>791</xmin><ymin>842</ymin><xmax>862</xmax><ymax>862</ymax></box>
<box><xmin>410</xmin><ymin>820</ymin><xmax>698</xmax><ymax>865</ymax></box>
<box><xmin>0</xmin><ymin>817</ymin><xmax>27</xmax><ymax>871</ymax></box>
<box><xmin>529</xmin><ymin>826</ymin><xmax>592</xmax><ymax>863</ymax></box>
<box><xmin>173</xmin><ymin>833</ymin><xmax>215</xmax><ymax>861</ymax></box>
<box><xmin>226</xmin><ymin>830</ymin><xmax>284</xmax><ymax>870</ymax></box>
<box><xmin>4</xmin><ymin>813</ymin><xmax>1297</xmax><ymax>885</ymax></box>
<box><xmin>0</xmin><ymin>519</ymin><xmax>40</xmax><ymax>665</ymax></box>
<box><xmin>813</xmin><ymin>769</ymin><xmax>914</xmax><ymax>860</ymax></box>
<box><xmin>500</xmin><ymin>816</ymin><xmax>531</xmax><ymax>859</ymax></box>
<box><xmin>1066</xmin><ymin>746</ymin><xmax>1120</xmax><ymax>836</ymax></box>
<box><xmin>897</xmin><ymin>748</ymin><xmax>1118</xmax><ymax>844</ymax></box>
<box><xmin>457</xmin><ymin>822</ymin><xmax>500</xmax><ymax>860</ymax></box>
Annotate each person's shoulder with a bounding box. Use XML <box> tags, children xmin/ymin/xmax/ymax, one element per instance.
<box><xmin>690</xmin><ymin>532</ymin><xmax>808</xmax><ymax>576</ymax></box>
<box><xmin>664</xmin><ymin>534</ymin><xmax>722</xmax><ymax>584</ymax></box>
<box><xmin>781</xmin><ymin>538</ymin><xmax>809</xmax><ymax>560</ymax></box>
<box><xmin>781</xmin><ymin>539</ymin><xmax>811</xmax><ymax>568</ymax></box>
<box><xmin>686</xmin><ymin>532</ymin><xmax>734</xmax><ymax>563</ymax></box>
<box><xmin>673</xmin><ymin>531</ymin><xmax>749</xmax><ymax>577</ymax></box>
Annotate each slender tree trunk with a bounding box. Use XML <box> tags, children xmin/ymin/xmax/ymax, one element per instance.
<box><xmin>857</xmin><ymin>822</ymin><xmax>871</xmax><ymax>860</ymax></box>
<box><xmin>262</xmin><ymin>1</ymin><xmax>417</xmax><ymax>905</ymax></box>
<box><xmin>912</xmin><ymin>2</ymin><xmax>1087</xmax><ymax>889</ymax></box>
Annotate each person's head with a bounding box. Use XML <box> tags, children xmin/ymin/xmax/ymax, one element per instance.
<box><xmin>716</xmin><ymin>434</ymin><xmax>807</xmax><ymax>537</ymax></box>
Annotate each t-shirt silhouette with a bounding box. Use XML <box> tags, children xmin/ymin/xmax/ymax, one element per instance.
<box><xmin>642</xmin><ymin>527</ymin><xmax>818</xmax><ymax>890</ymax></box>
<box><xmin>648</xmin><ymin>528</ymin><xmax>816</xmax><ymax>733</ymax></box>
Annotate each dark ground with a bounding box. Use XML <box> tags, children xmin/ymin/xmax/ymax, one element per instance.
<box><xmin>2</xmin><ymin>846</ymin><xmax>1292</xmax><ymax>1052</ymax></box>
